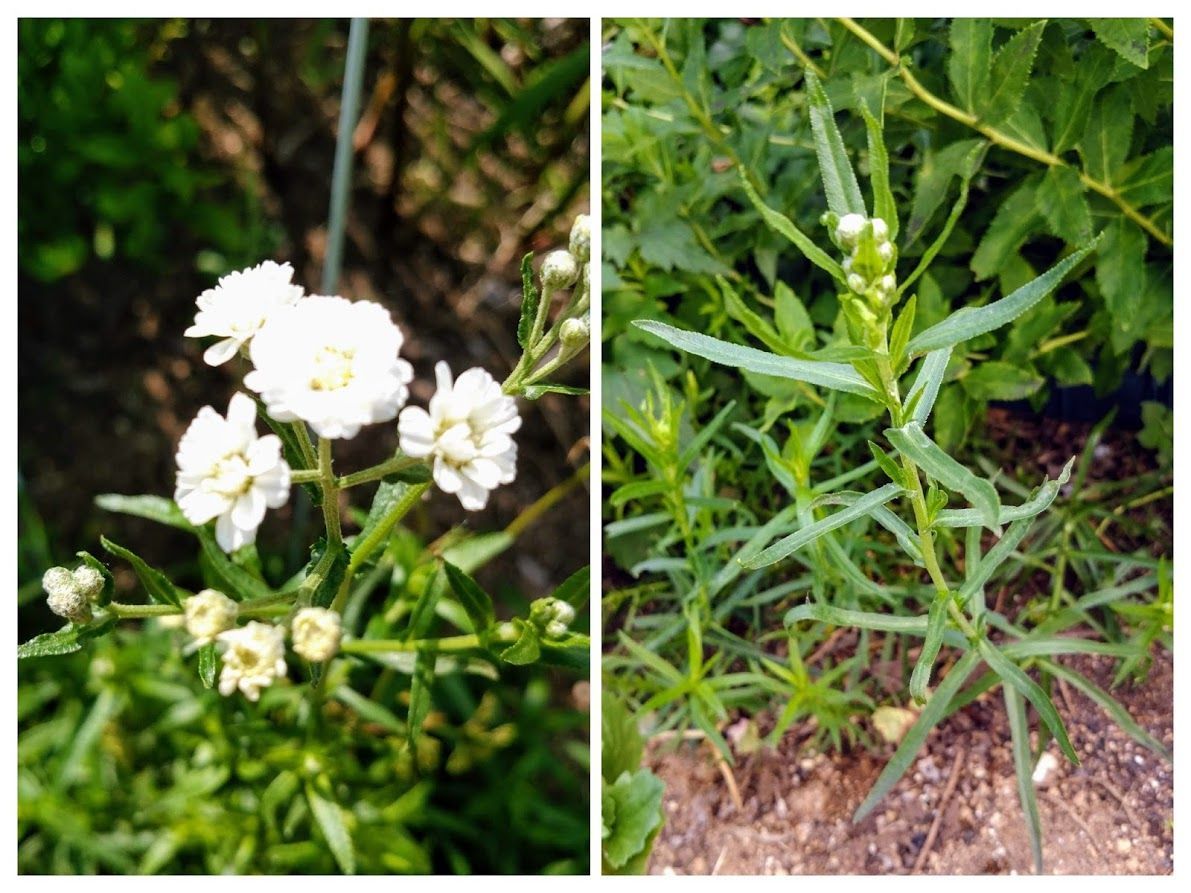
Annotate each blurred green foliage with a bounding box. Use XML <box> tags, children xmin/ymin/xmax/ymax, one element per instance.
<box><xmin>18</xmin><ymin>19</ymin><xmax>268</xmax><ymax>281</ymax></box>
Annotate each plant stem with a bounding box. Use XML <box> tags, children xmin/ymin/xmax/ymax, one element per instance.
<box><xmin>342</xmin><ymin>627</ymin><xmax>517</xmax><ymax>655</ymax></box>
<box><xmin>107</xmin><ymin>602</ymin><xmax>180</xmax><ymax>618</ymax></box>
<box><xmin>317</xmin><ymin>438</ymin><xmax>342</xmax><ymax>548</ymax></box>
<box><xmin>290</xmin><ymin>469</ymin><xmax>321</xmax><ymax>484</ymax></box>
<box><xmin>837</xmin><ymin>17</ymin><xmax>1172</xmax><ymax>248</ymax></box>
<box><xmin>336</xmin><ymin>454</ymin><xmax>424</xmax><ymax>489</ymax></box>
<box><xmin>290</xmin><ymin>422</ymin><xmax>317</xmax><ymax>469</ymax></box>
<box><xmin>504</xmin><ymin>463</ymin><xmax>590</xmax><ymax>540</ymax></box>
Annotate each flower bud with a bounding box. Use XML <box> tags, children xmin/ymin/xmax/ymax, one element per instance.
<box><xmin>72</xmin><ymin>565</ymin><xmax>105</xmax><ymax>601</ymax></box>
<box><xmin>43</xmin><ymin>566</ymin><xmax>92</xmax><ymax>624</ymax></box>
<box><xmin>541</xmin><ymin>249</ymin><xmax>579</xmax><ymax>290</ymax></box>
<box><xmin>870</xmin><ymin>217</ymin><xmax>890</xmax><ymax>242</ymax></box>
<box><xmin>835</xmin><ymin>213</ymin><xmax>866</xmax><ymax>247</ymax></box>
<box><xmin>184</xmin><ymin>589</ymin><xmax>238</xmax><ymax>645</ymax></box>
<box><xmin>545</xmin><ymin>620</ymin><xmax>569</xmax><ymax>638</ymax></box>
<box><xmin>880</xmin><ymin>274</ymin><xmax>896</xmax><ymax>294</ymax></box>
<box><xmin>847</xmin><ymin>273</ymin><xmax>867</xmax><ymax>295</ymax></box>
<box><xmin>568</xmin><ymin>214</ymin><xmax>591</xmax><ymax>263</ymax></box>
<box><xmin>878</xmin><ymin>242</ymin><xmax>894</xmax><ymax>264</ymax></box>
<box><xmin>291</xmin><ymin>607</ymin><xmax>342</xmax><ymax>662</ymax></box>
<box><xmin>559</xmin><ymin>316</ymin><xmax>589</xmax><ymax>349</ymax></box>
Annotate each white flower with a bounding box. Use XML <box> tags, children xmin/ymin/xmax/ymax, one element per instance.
<box><xmin>217</xmin><ymin>621</ymin><xmax>287</xmax><ymax>701</ymax></box>
<box><xmin>42</xmin><ymin>567</ymin><xmax>92</xmax><ymax>624</ymax></box>
<box><xmin>185</xmin><ymin>261</ymin><xmax>305</xmax><ymax>366</ymax></box>
<box><xmin>398</xmin><ymin>362</ymin><xmax>521</xmax><ymax>511</ymax></box>
<box><xmin>175</xmin><ymin>392</ymin><xmax>291</xmax><ymax>553</ymax></box>
<box><xmin>870</xmin><ymin>217</ymin><xmax>890</xmax><ymax>242</ymax></box>
<box><xmin>835</xmin><ymin>213</ymin><xmax>866</xmax><ymax>246</ymax></box>
<box><xmin>541</xmin><ymin>249</ymin><xmax>579</xmax><ymax>290</ymax></box>
<box><xmin>569</xmin><ymin>214</ymin><xmax>591</xmax><ymax>263</ymax></box>
<box><xmin>71</xmin><ymin>565</ymin><xmax>105</xmax><ymax>600</ymax></box>
<box><xmin>847</xmin><ymin>273</ymin><xmax>867</xmax><ymax>294</ymax></box>
<box><xmin>291</xmin><ymin>607</ymin><xmax>342</xmax><ymax>662</ymax></box>
<box><xmin>184</xmin><ymin>589</ymin><xmax>238</xmax><ymax>645</ymax></box>
<box><xmin>244</xmin><ymin>296</ymin><xmax>414</xmax><ymax>440</ymax></box>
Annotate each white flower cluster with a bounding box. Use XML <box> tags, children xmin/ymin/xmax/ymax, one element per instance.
<box><xmin>291</xmin><ymin>606</ymin><xmax>342</xmax><ymax>662</ymax></box>
<box><xmin>530</xmin><ymin>596</ymin><xmax>576</xmax><ymax>639</ymax></box>
<box><xmin>184</xmin><ymin>589</ymin><xmax>238</xmax><ymax>645</ymax></box>
<box><xmin>217</xmin><ymin>620</ymin><xmax>287</xmax><ymax>701</ymax></box>
<box><xmin>832</xmin><ymin>213</ymin><xmax>897</xmax><ymax>308</ymax></box>
<box><xmin>42</xmin><ymin>565</ymin><xmax>104</xmax><ymax>624</ymax></box>
<box><xmin>399</xmin><ymin>363</ymin><xmax>521</xmax><ymax>511</ymax></box>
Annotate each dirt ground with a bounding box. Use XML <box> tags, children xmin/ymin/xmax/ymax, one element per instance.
<box><xmin>647</xmin><ymin>643</ymin><xmax>1172</xmax><ymax>876</ymax></box>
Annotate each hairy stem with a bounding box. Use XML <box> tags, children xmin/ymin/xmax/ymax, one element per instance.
<box><xmin>342</xmin><ymin>627</ymin><xmax>518</xmax><ymax>655</ymax></box>
<box><xmin>317</xmin><ymin>437</ymin><xmax>342</xmax><ymax>548</ymax></box>
<box><xmin>336</xmin><ymin>454</ymin><xmax>424</xmax><ymax>490</ymax></box>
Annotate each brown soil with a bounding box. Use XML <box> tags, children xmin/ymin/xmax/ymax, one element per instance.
<box><xmin>647</xmin><ymin>648</ymin><xmax>1172</xmax><ymax>876</ymax></box>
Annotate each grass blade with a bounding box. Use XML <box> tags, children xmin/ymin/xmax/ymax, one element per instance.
<box><xmin>1004</xmin><ymin>684</ymin><xmax>1045</xmax><ymax>873</ymax></box>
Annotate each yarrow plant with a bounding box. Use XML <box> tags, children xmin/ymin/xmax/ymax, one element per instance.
<box><xmin>625</xmin><ymin>69</ymin><xmax>1168</xmax><ymax>873</ymax></box>
<box><xmin>20</xmin><ymin>213</ymin><xmax>592</xmax><ymax>872</ymax></box>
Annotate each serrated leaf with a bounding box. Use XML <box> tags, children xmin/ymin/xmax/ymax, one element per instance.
<box><xmin>95</xmin><ymin>494</ymin><xmax>192</xmax><ymax>530</ymax></box>
<box><xmin>517</xmin><ymin>252</ymin><xmax>539</xmax><ymax>348</ymax></box>
<box><xmin>100</xmin><ymin>536</ymin><xmax>181</xmax><ymax>607</ymax></box>
<box><xmin>1090</xmin><ymin>19</ymin><xmax>1150</xmax><ymax>69</ymax></box>
<box><xmin>602</xmin><ymin>770</ymin><xmax>665</xmax><ymax>871</ymax></box>
<box><xmin>1051</xmin><ymin>43</ymin><xmax>1117</xmax><ymax>154</ymax></box>
<box><xmin>443</xmin><ymin>561</ymin><xmax>495</xmax><ymax>634</ymax></box>
<box><xmin>1096</xmin><ymin>217</ymin><xmax>1147</xmax><ymax>353</ymax></box>
<box><xmin>1036</xmin><ymin>166</ymin><xmax>1092</xmax><ymax>243</ymax></box>
<box><xmin>738</xmin><ymin>169</ymin><xmax>847</xmax><ymax>285</ymax></box>
<box><xmin>910</xmin><ymin>592</ymin><xmax>951</xmax><ymax>705</ymax></box>
<box><xmin>971</xmin><ymin>178</ymin><xmax>1041</xmax><ymax>281</ymax></box>
<box><xmin>500</xmin><ymin>618</ymin><xmax>541</xmax><ymax>665</ymax></box>
<box><xmin>979</xmin><ymin>20</ymin><xmax>1046</xmax><ymax>126</ymax></box>
<box><xmin>744</xmin><ymin>482</ymin><xmax>904</xmax><ymax>569</ymax></box>
<box><xmin>638</xmin><ymin>219</ymin><xmax>729</xmax><ymax>274</ymax></box>
<box><xmin>961</xmin><ymin>361</ymin><xmax>1044</xmax><ymax>401</ymax></box>
<box><xmin>633</xmin><ymin>320</ymin><xmax>882</xmax><ymax>401</ymax></box>
<box><xmin>905</xmin><ymin>139</ymin><xmax>987</xmax><ymax>246</ymax></box>
<box><xmin>908</xmin><ymin>235</ymin><xmax>1101</xmax><ymax>356</ymax></box>
<box><xmin>18</xmin><ymin>625</ymin><xmax>85</xmax><ymax>659</ymax></box>
<box><xmin>306</xmin><ymin>784</ymin><xmax>356</xmax><ymax>875</ymax></box>
<box><xmin>855</xmin><ymin>649</ymin><xmax>981</xmax><ymax>822</ymax></box>
<box><xmin>1080</xmin><ymin>86</ymin><xmax>1133</xmax><ymax>185</ymax></box>
<box><xmin>885</xmin><ymin>422</ymin><xmax>1000</xmax><ymax>532</ymax></box>
<box><xmin>948</xmin><ymin>19</ymin><xmax>992</xmax><ymax>113</ymax></box>
<box><xmin>1115</xmin><ymin>147</ymin><xmax>1173</xmax><ymax>209</ymax></box>
<box><xmin>198</xmin><ymin>643</ymin><xmax>217</xmax><ymax>689</ymax></box>
<box><xmin>805</xmin><ymin>69</ymin><xmax>866</xmax><ymax>217</ymax></box>
<box><xmin>977</xmin><ymin>638</ymin><xmax>1078</xmax><ymax>765</ymax></box>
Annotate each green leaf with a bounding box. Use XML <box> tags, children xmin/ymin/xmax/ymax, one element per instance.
<box><xmin>100</xmin><ymin>536</ymin><xmax>181</xmax><ymax>607</ymax></box>
<box><xmin>383</xmin><ymin>463</ymin><xmax>432</xmax><ymax>485</ymax></box>
<box><xmin>500</xmin><ymin>619</ymin><xmax>541</xmax><ymax>665</ymax></box>
<box><xmin>1036</xmin><ymin>166</ymin><xmax>1092</xmax><ymax>244</ymax></box>
<box><xmin>884</xmin><ymin>422</ymin><xmax>1000</xmax><ymax>532</ymax></box>
<box><xmin>907</xmin><ymin>235</ymin><xmax>1101</xmax><ymax>356</ymax></box>
<box><xmin>302</xmin><ymin>538</ymin><xmax>348</xmax><ymax>610</ymax></box>
<box><xmin>738</xmin><ymin>169</ymin><xmax>847</xmax><ymax>285</ymax></box>
<box><xmin>1115</xmin><ymin>147</ymin><xmax>1173</xmax><ymax>209</ymax></box>
<box><xmin>721</xmin><ymin>279</ymin><xmax>789</xmax><ymax>354</ymax></box>
<box><xmin>708</xmin><ymin>505</ymin><xmax>801</xmax><ymax>596</ymax></box>
<box><xmin>977</xmin><ymin>638</ymin><xmax>1079</xmax><ymax>765</ymax></box>
<box><xmin>905</xmin><ymin>347</ymin><xmax>953</xmax><ymax>426</ymax></box>
<box><xmin>867</xmin><ymin>441</ymin><xmax>904</xmax><ymax>488</ymax></box>
<box><xmin>406</xmin><ymin>565</ymin><xmax>447</xmax><ymax>641</ymax></box>
<box><xmin>979</xmin><ymin>20</ymin><xmax>1046</xmax><ymax>126</ymax></box>
<box><xmin>517</xmin><ymin>252</ymin><xmax>539</xmax><ymax>348</ymax></box>
<box><xmin>1004</xmin><ymin>684</ymin><xmax>1045</xmax><ymax>874</ymax></box>
<box><xmin>95</xmin><ymin>493</ymin><xmax>192</xmax><ymax>530</ymax></box>
<box><xmin>947</xmin><ymin>20</ymin><xmax>992</xmax><ymax>113</ymax></box>
<box><xmin>633</xmin><ymin>320</ymin><xmax>882</xmax><ymax>401</ymax></box>
<box><xmin>905</xmin><ymin>139</ymin><xmax>987</xmax><ymax>246</ymax></box>
<box><xmin>961</xmin><ymin>361</ymin><xmax>1044</xmax><ymax>401</ymax></box>
<box><xmin>443</xmin><ymin>561</ymin><xmax>495</xmax><ymax>634</ymax></box>
<box><xmin>195</xmin><ymin>527</ymin><xmax>274</xmax><ymax>602</ymax></box>
<box><xmin>855</xmin><ymin>649</ymin><xmax>981</xmax><ymax>822</ymax></box>
<box><xmin>888</xmin><ymin>294</ymin><xmax>916</xmax><ymax>374</ymax></box>
<box><xmin>602</xmin><ymin>769</ymin><xmax>665</xmax><ymax>871</ymax></box>
<box><xmin>405</xmin><ymin>647</ymin><xmax>435</xmax><ymax>755</ymax></box>
<box><xmin>677</xmin><ymin>399</ymin><xmax>736</xmax><ymax>470</ymax></box>
<box><xmin>602</xmin><ymin>694</ymin><xmax>645</xmax><ymax>783</ymax></box>
<box><xmin>1051</xmin><ymin>43</ymin><xmax>1117</xmax><ymax>154</ymax></box>
<box><xmin>551</xmin><ymin>565</ymin><xmax>590</xmax><ymax>611</ymax></box>
<box><xmin>910</xmin><ymin>592</ymin><xmax>951</xmax><ymax>705</ymax></box>
<box><xmin>523</xmin><ymin>383</ymin><xmax>589</xmax><ymax>399</ymax></box>
<box><xmin>306</xmin><ymin>783</ymin><xmax>356</xmax><ymax>875</ymax></box>
<box><xmin>1090</xmin><ymin>19</ymin><xmax>1150</xmax><ymax>69</ymax></box>
<box><xmin>18</xmin><ymin>617</ymin><xmax>118</xmax><ymax>659</ymax></box>
<box><xmin>804</xmin><ymin>69</ymin><xmax>866</xmax><ymax>217</ymax></box>
<box><xmin>198</xmin><ymin>643</ymin><xmax>217</xmax><ymax>689</ymax></box>
<box><xmin>786</xmin><ymin>602</ymin><xmax>945</xmax><ymax>639</ymax></box>
<box><xmin>745</xmin><ymin>482</ymin><xmax>904</xmax><ymax>569</ymax></box>
<box><xmin>774</xmin><ymin>281</ymin><xmax>814</xmax><ymax>347</ymax></box>
<box><xmin>1080</xmin><ymin>86</ymin><xmax>1133</xmax><ymax>185</ymax></box>
<box><xmin>1096</xmin><ymin>218</ymin><xmax>1147</xmax><ymax>353</ymax></box>
<box><xmin>860</xmin><ymin>97</ymin><xmax>897</xmax><ymax>240</ymax></box>
<box><xmin>971</xmin><ymin>178</ymin><xmax>1041</xmax><ymax>281</ymax></box>
<box><xmin>936</xmin><ymin>456</ymin><xmax>1073</xmax><ymax>528</ymax></box>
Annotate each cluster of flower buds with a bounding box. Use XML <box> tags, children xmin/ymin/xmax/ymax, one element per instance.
<box><xmin>539</xmin><ymin>214</ymin><xmax>591</xmax><ymax>350</ymax></box>
<box><xmin>41</xmin><ymin>565</ymin><xmax>104</xmax><ymax>624</ymax></box>
<box><xmin>529</xmin><ymin>596</ymin><xmax>576</xmax><ymax>639</ymax></box>
<box><xmin>177</xmin><ymin>589</ymin><xmax>345</xmax><ymax>700</ymax></box>
<box><xmin>825</xmin><ymin>212</ymin><xmax>898</xmax><ymax>310</ymax></box>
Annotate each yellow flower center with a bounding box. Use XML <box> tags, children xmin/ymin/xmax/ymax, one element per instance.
<box><xmin>310</xmin><ymin>346</ymin><xmax>356</xmax><ymax>391</ymax></box>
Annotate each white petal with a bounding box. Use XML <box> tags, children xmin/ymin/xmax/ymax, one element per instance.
<box><xmin>398</xmin><ymin>408</ymin><xmax>435</xmax><ymax>456</ymax></box>
<box><xmin>246</xmin><ymin>435</ymin><xmax>283</xmax><ymax>474</ymax></box>
<box><xmin>227</xmin><ymin>392</ymin><xmax>259</xmax><ymax>430</ymax></box>
<box><xmin>178</xmin><ymin>488</ymin><xmax>231</xmax><ymax>525</ymax></box>
<box><xmin>203</xmin><ymin>338</ymin><xmax>242</xmax><ymax>366</ymax></box>
<box><xmin>433</xmin><ymin>457</ymin><xmax>464</xmax><ymax>494</ymax></box>
<box><xmin>462</xmin><ymin>457</ymin><xmax>502</xmax><ymax>490</ymax></box>
<box><xmin>231</xmin><ymin>489</ymin><xmax>267</xmax><ymax>531</ymax></box>
<box><xmin>456</xmin><ymin>478</ymin><xmax>490</xmax><ymax>511</ymax></box>
<box><xmin>216</xmin><ymin>512</ymin><xmax>254</xmax><ymax>552</ymax></box>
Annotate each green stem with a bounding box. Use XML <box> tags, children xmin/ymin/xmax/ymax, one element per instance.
<box><xmin>837</xmin><ymin>17</ymin><xmax>1172</xmax><ymax>248</ymax></box>
<box><xmin>504</xmin><ymin>464</ymin><xmax>589</xmax><ymax>540</ymax></box>
<box><xmin>290</xmin><ymin>469</ymin><xmax>321</xmax><ymax>484</ymax></box>
<box><xmin>317</xmin><ymin>438</ymin><xmax>342</xmax><ymax>548</ymax></box>
<box><xmin>336</xmin><ymin>454</ymin><xmax>424</xmax><ymax>489</ymax></box>
<box><xmin>107</xmin><ymin>602</ymin><xmax>180</xmax><ymax>618</ymax></box>
<box><xmin>342</xmin><ymin>628</ymin><xmax>517</xmax><ymax>655</ymax></box>
<box><xmin>290</xmin><ymin>422</ymin><xmax>317</xmax><ymax>469</ymax></box>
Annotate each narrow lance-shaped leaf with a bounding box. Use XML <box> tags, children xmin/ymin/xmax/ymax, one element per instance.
<box><xmin>905</xmin><ymin>236</ymin><xmax>1101</xmax><ymax>356</ymax></box>
<box><xmin>905</xmin><ymin>347</ymin><xmax>952</xmax><ymax>426</ymax></box>
<box><xmin>405</xmin><ymin>646</ymin><xmax>436</xmax><ymax>757</ymax></box>
<box><xmin>855</xmin><ymin>649</ymin><xmax>981</xmax><ymax>822</ymax></box>
<box><xmin>443</xmin><ymin>561</ymin><xmax>495</xmax><ymax>634</ymax></box>
<box><xmin>517</xmin><ymin>252</ymin><xmax>539</xmax><ymax>348</ymax></box>
<box><xmin>1004</xmin><ymin>684</ymin><xmax>1045</xmax><ymax>874</ymax></box>
<box><xmin>947</xmin><ymin>19</ymin><xmax>992</xmax><ymax>114</ymax></box>
<box><xmin>884</xmin><ymin>422</ymin><xmax>1000</xmax><ymax>532</ymax></box>
<box><xmin>910</xmin><ymin>590</ymin><xmax>952</xmax><ymax>705</ymax></box>
<box><xmin>804</xmin><ymin>69</ymin><xmax>866</xmax><ymax>217</ymax></box>
<box><xmin>936</xmin><ymin>456</ymin><xmax>1073</xmax><ymax>528</ymax></box>
<box><xmin>810</xmin><ymin>486</ymin><xmax>924</xmax><ymax>565</ymax></box>
<box><xmin>100</xmin><ymin>536</ymin><xmax>182</xmax><ymax>607</ymax></box>
<box><xmin>737</xmin><ymin>170</ymin><xmax>847</xmax><ymax>285</ymax></box>
<box><xmin>306</xmin><ymin>783</ymin><xmax>356</xmax><ymax>875</ymax></box>
<box><xmin>979</xmin><ymin>20</ymin><xmax>1046</xmax><ymax>127</ymax></box>
<box><xmin>860</xmin><ymin>98</ymin><xmax>897</xmax><ymax>240</ymax></box>
<box><xmin>633</xmin><ymin>320</ymin><xmax>882</xmax><ymax>401</ymax></box>
<box><xmin>976</xmin><ymin>638</ymin><xmax>1079</xmax><ymax>765</ymax></box>
<box><xmin>745</xmin><ymin>483</ymin><xmax>904</xmax><ymax>569</ymax></box>
<box><xmin>198</xmin><ymin>643</ymin><xmax>217</xmax><ymax>689</ymax></box>
<box><xmin>887</xmin><ymin>294</ymin><xmax>916</xmax><ymax>375</ymax></box>
<box><xmin>95</xmin><ymin>494</ymin><xmax>192</xmax><ymax>530</ymax></box>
